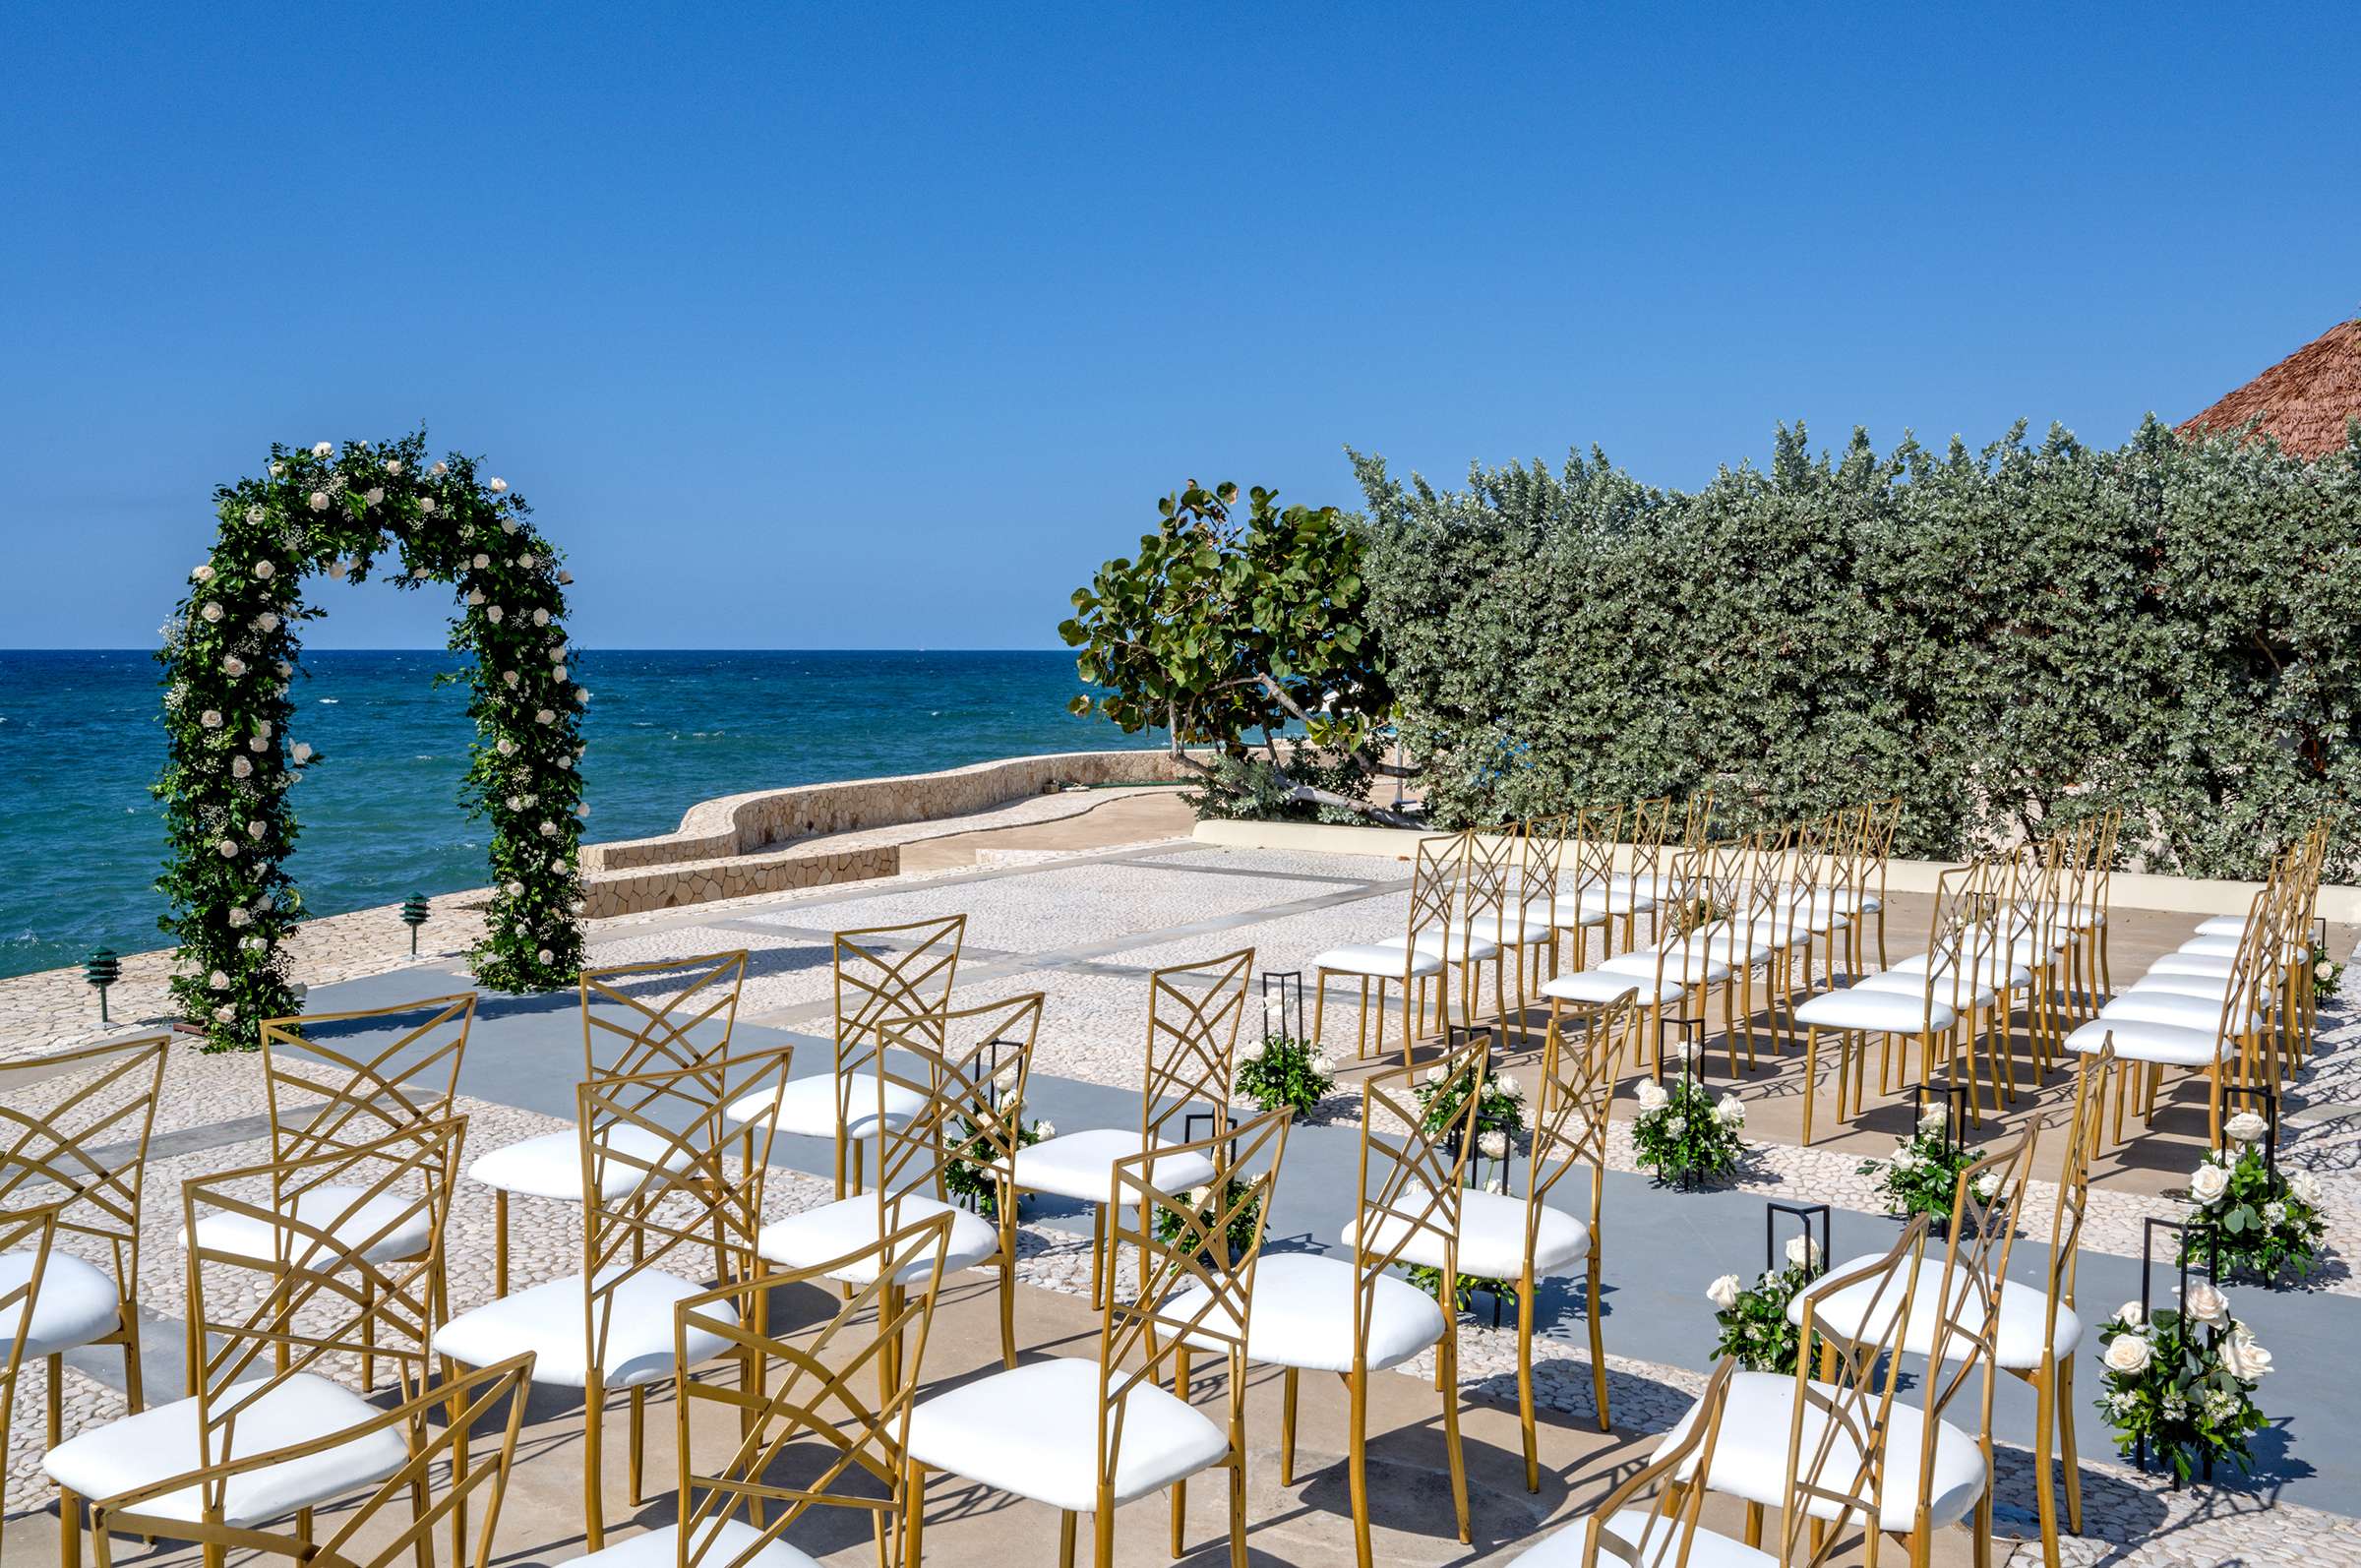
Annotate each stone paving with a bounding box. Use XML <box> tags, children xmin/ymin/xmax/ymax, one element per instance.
<box><xmin>6</xmin><ymin>827</ymin><xmax>2361</xmax><ymax>1565</ymax></box>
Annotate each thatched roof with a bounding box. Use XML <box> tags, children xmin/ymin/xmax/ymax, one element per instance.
<box><xmin>2179</xmin><ymin>318</ymin><xmax>2361</xmax><ymax>459</ymax></box>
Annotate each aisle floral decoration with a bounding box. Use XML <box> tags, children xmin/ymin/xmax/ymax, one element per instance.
<box><xmin>1415</xmin><ymin>1060</ymin><xmax>1526</xmax><ymax>1149</ymax></box>
<box><xmin>155</xmin><ymin>434</ymin><xmax>585</xmax><ymax>1047</ymax></box>
<box><xmin>1706</xmin><ymin>1235</ymin><xmax>1823</xmax><ymax>1374</ymax></box>
<box><xmin>1237</xmin><ymin>995</ymin><xmax>1336</xmax><ymax>1118</ymax></box>
<box><xmin>1153</xmin><ymin>1176</ymin><xmax>1265</xmax><ymax>1264</ymax></box>
<box><xmin>2093</xmin><ymin>1281</ymin><xmax>2272</xmax><ymax>1483</ymax></box>
<box><xmin>2179</xmin><ymin>1111</ymin><xmax>2328</xmax><ymax>1283</ymax></box>
<box><xmin>1630</xmin><ymin>1046</ymin><xmax>1744</xmax><ymax>1184</ymax></box>
<box><xmin>1859</xmin><ymin>1104</ymin><xmax>1982</xmax><ymax>1222</ymax></box>
<box><xmin>2312</xmin><ymin>940</ymin><xmax>2344</xmax><ymax>998</ymax></box>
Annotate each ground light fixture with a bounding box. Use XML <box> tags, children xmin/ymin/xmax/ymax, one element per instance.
<box><xmin>400</xmin><ymin>893</ymin><xmax>430</xmax><ymax>955</ymax></box>
<box><xmin>83</xmin><ymin>947</ymin><xmax>121</xmax><ymax>1022</ymax></box>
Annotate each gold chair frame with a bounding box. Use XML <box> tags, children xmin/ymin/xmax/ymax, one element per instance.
<box><xmin>1314</xmin><ymin>832</ymin><xmax>1459</xmax><ymax>1066</ymax></box>
<box><xmin>2020</xmin><ymin>1044</ymin><xmax>2112</xmax><ymax>1568</ymax></box>
<box><xmin>0</xmin><ymin>1203</ymin><xmax>64</xmax><ymax>1563</ymax></box>
<box><xmin>876</xmin><ymin>992</ymin><xmax>1044</xmax><ymax>1369</ymax></box>
<box><xmin>829</xmin><ymin>915</ymin><xmax>965</xmax><ymax>1197</ymax></box>
<box><xmin>87</xmin><ymin>1356</ymin><xmax>533</xmax><ymax>1568</ymax></box>
<box><xmin>0</xmin><ymin>1034</ymin><xmax>170</xmax><ymax>1494</ymax></box>
<box><xmin>675</xmin><ymin>1212</ymin><xmax>955</xmax><ymax>1568</ymax></box>
<box><xmin>485</xmin><ymin>950</ymin><xmax>748</xmax><ymax>1296</ymax></box>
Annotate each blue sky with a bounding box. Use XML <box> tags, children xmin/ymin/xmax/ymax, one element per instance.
<box><xmin>4</xmin><ymin>2</ymin><xmax>2355</xmax><ymax>650</ymax></box>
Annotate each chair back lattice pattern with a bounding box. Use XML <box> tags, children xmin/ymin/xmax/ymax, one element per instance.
<box><xmin>1404</xmin><ymin>834</ymin><xmax>1463</xmax><ymax>963</ymax></box>
<box><xmin>1916</xmin><ymin>857</ymin><xmax>2010</xmax><ymax>1024</ymax></box>
<box><xmin>1355</xmin><ymin>1044</ymin><xmax>1485</xmax><ymax>1351</ymax></box>
<box><xmin>580</xmin><ymin>948</ymin><xmax>751</xmax><ymax>1083</ymax></box>
<box><xmin>1817</xmin><ymin>803</ymin><xmax>1872</xmax><ymax>911</ymax></box>
<box><xmin>1141</xmin><ymin>949</ymin><xmax>1252</xmax><ymax>1147</ymax></box>
<box><xmin>258</xmin><ymin>992</ymin><xmax>474</xmax><ymax>1176</ymax></box>
<box><xmin>182</xmin><ymin>1117</ymin><xmax>468</xmax><ymax>1428</ymax></box>
<box><xmin>1627</xmin><ymin>796</ymin><xmax>1676</xmax><ymax>880</ymax></box>
<box><xmin>831</xmin><ymin>917</ymin><xmax>966</xmax><ymax>1180</ymax></box>
<box><xmin>1912</xmin><ymin>1127</ymin><xmax>2037</xmax><ymax>1481</ymax></box>
<box><xmin>1527</xmin><ymin>996</ymin><xmax>1634</xmax><ymax>1252</ymax></box>
<box><xmin>1519</xmin><ymin>814</ymin><xmax>1568</xmax><ymax>918</ymax></box>
<box><xmin>1782</xmin><ymin>1217</ymin><xmax>1933</xmax><ymax>1561</ymax></box>
<box><xmin>1565</xmin><ymin>803</ymin><xmax>1625</xmax><ymax>905</ymax></box>
<box><xmin>1679</xmin><ymin>789</ymin><xmax>1719</xmax><ymax>851</ymax></box>
<box><xmin>1461</xmin><ymin>826</ymin><xmax>1517</xmax><ymax>937</ymax></box>
<box><xmin>2043</xmin><ymin>1045</ymin><xmax>2115</xmax><ymax>1341</ymax></box>
<box><xmin>1576</xmin><ymin>1356</ymin><xmax>1738</xmax><ymax>1568</ymax></box>
<box><xmin>91</xmin><ymin>1355</ymin><xmax>534</xmax><ymax>1568</ymax></box>
<box><xmin>0</xmin><ymin>1204</ymin><xmax>62</xmax><ymax>1444</ymax></box>
<box><xmin>0</xmin><ymin>1035</ymin><xmax>170</xmax><ymax>1317</ymax></box>
<box><xmin>668</xmin><ymin>1212</ymin><xmax>956</xmax><ymax>1560</ymax></box>
<box><xmin>873</xmin><ymin>994</ymin><xmax>1045</xmax><ymax>1218</ymax></box>
<box><xmin>579</xmin><ymin>1045</ymin><xmax>796</xmax><ymax>1376</ymax></box>
<box><xmin>1103</xmin><ymin>1108</ymin><xmax>1295</xmax><ymax>1495</ymax></box>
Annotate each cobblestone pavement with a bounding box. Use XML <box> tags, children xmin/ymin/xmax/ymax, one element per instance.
<box><xmin>6</xmin><ymin>832</ymin><xmax>2360</xmax><ymax>1565</ymax></box>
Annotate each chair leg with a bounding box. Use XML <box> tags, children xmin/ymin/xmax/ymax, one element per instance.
<box><xmin>494</xmin><ymin>1189</ymin><xmax>510</xmax><ymax>1297</ymax></box>
<box><xmin>1093</xmin><ymin>1494</ymin><xmax>1115</xmax><ymax>1568</ymax></box>
<box><xmin>1348</xmin><ymin>1368</ymin><xmax>1372</xmax><ymax>1568</ymax></box>
<box><xmin>56</xmin><ymin>1487</ymin><xmax>81</xmax><ymax>1568</ymax></box>
<box><xmin>1801</xmin><ymin>1026</ymin><xmax>1822</xmax><ymax>1145</ymax></box>
<box><xmin>1170</xmin><ymin>1346</ymin><xmax>1190</xmax><ymax>1555</ymax></box>
<box><xmin>627</xmin><ymin>1384</ymin><xmax>646</xmax><ymax>1505</ymax></box>
<box><xmin>1586</xmin><ymin>1254</ymin><xmax>1610</xmax><ymax>1433</ymax></box>
<box><xmin>1440</xmin><ymin>1335</ymin><xmax>1471</xmax><ymax>1545</ymax></box>
<box><xmin>583</xmin><ymin>1372</ymin><xmax>606</xmax><ymax>1551</ymax></box>
<box><xmin>1314</xmin><ymin>971</ymin><xmax>1330</xmax><ymax>1053</ymax></box>
<box><xmin>1516</xmin><ymin>1282</ymin><xmax>1539</xmax><ymax>1491</ymax></box>
<box><xmin>905</xmin><ymin>1463</ymin><xmax>929</xmax><ymax>1567</ymax></box>
<box><xmin>999</xmin><ymin>1242</ymin><xmax>1019</xmax><ymax>1369</ymax></box>
<box><xmin>2058</xmin><ymin>1355</ymin><xmax>2084</xmax><ymax>1534</ymax></box>
<box><xmin>1280</xmin><ymin>1366</ymin><xmax>1299</xmax><ymax>1485</ymax></box>
<box><xmin>1090</xmin><ymin>1203</ymin><xmax>1107</xmax><ymax>1311</ymax></box>
<box><xmin>1058</xmin><ymin>1509</ymin><xmax>1075</xmax><ymax>1568</ymax></box>
<box><xmin>2032</xmin><ymin>1360</ymin><xmax>2061</xmax><ymax>1568</ymax></box>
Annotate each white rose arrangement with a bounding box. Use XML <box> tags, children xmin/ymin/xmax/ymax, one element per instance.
<box><xmin>1631</xmin><ymin>1072</ymin><xmax>1744</xmax><ymax>1186</ymax></box>
<box><xmin>2180</xmin><ymin>1124</ymin><xmax>2329</xmax><ymax>1283</ymax></box>
<box><xmin>2093</xmin><ymin>1282</ymin><xmax>2271</xmax><ymax>1483</ymax></box>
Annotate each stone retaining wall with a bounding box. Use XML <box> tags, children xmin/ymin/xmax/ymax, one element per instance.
<box><xmin>582</xmin><ymin>748</ymin><xmax>1197</xmax><ymax>872</ymax></box>
<box><xmin>582</xmin><ymin>841</ymin><xmax>900</xmax><ymax>919</ymax></box>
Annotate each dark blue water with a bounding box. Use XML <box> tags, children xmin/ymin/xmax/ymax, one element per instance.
<box><xmin>0</xmin><ymin>649</ymin><xmax>1155</xmax><ymax>978</ymax></box>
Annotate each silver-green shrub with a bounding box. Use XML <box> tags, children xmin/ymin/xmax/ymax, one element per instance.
<box><xmin>1354</xmin><ymin>416</ymin><xmax>2361</xmax><ymax>878</ymax></box>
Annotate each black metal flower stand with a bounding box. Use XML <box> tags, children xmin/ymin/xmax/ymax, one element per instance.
<box><xmin>2135</xmin><ymin>1216</ymin><xmax>2220</xmax><ymax>1486</ymax></box>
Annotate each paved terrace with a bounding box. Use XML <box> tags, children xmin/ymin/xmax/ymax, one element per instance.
<box><xmin>6</xmin><ymin>820</ymin><xmax>2360</xmax><ymax>1566</ymax></box>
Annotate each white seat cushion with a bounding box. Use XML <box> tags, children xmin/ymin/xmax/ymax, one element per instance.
<box><xmin>1343</xmin><ymin>1186</ymin><xmax>1589</xmax><ymax>1280</ymax></box>
<box><xmin>2124</xmin><ymin>973</ymin><xmax>2248</xmax><ymax>1003</ymax></box>
<box><xmin>43</xmin><ymin>1374</ymin><xmax>406</xmax><ymax>1526</ymax></box>
<box><xmin>1849</xmin><ymin>969</ymin><xmax>2005</xmax><ymax>1011</ymax></box>
<box><xmin>1315</xmin><ymin>942</ymin><xmax>1443</xmax><ymax>979</ymax></box>
<box><xmin>1530</xmin><ymin>892</ymin><xmax>1624</xmax><ymax>930</ymax></box>
<box><xmin>1664</xmin><ymin>1369</ymin><xmax>1984</xmax><ymax>1532</ymax></box>
<box><xmin>1600</xmin><ymin>948</ymin><xmax>1733</xmax><ymax>987</ymax></box>
<box><xmin>2065</xmin><ymin>1017</ymin><xmax>2225</xmax><ymax>1067</ymax></box>
<box><xmin>756</xmin><ymin>1194</ymin><xmax>999</xmax><ymax>1285</ymax></box>
<box><xmin>2146</xmin><ymin>954</ymin><xmax>2236</xmax><ymax>979</ymax></box>
<box><xmin>1880</xmin><ymin>951</ymin><xmax>2030</xmax><ymax>993</ymax></box>
<box><xmin>1793</xmin><ymin>986</ymin><xmax>1956</xmax><ymax>1035</ymax></box>
<box><xmin>432</xmin><ymin>1268</ymin><xmax>732</xmax><ymax>1388</ymax></box>
<box><xmin>1612</xmin><ymin>873</ymin><xmax>1685</xmax><ymax>900</ymax></box>
<box><xmin>1366</xmin><ymin>931</ymin><xmax>1501</xmax><ymax>963</ymax></box>
<box><xmin>1788</xmin><ymin>1252</ymin><xmax>2082</xmax><ymax>1370</ymax></box>
<box><xmin>1510</xmin><ymin>1509</ymin><xmax>1777</xmax><ymax>1568</ymax></box>
<box><xmin>184</xmin><ymin>1185</ymin><xmax>430</xmax><ymax>1266</ymax></box>
<box><xmin>0</xmin><ymin>1251</ymin><xmax>119</xmax><ymax>1359</ymax></box>
<box><xmin>2101</xmin><ymin>993</ymin><xmax>2260</xmax><ymax>1036</ymax></box>
<box><xmin>904</xmin><ymin>1355</ymin><xmax>1226</xmax><ymax>1513</ymax></box>
<box><xmin>468</xmin><ymin>1124</ymin><xmax>690</xmax><ymax>1203</ymax></box>
<box><xmin>1010</xmin><ymin>1128</ymin><xmax>1216</xmax><ymax>1205</ymax></box>
<box><xmin>2177</xmin><ymin>936</ymin><xmax>2240</xmax><ymax>959</ymax></box>
<box><xmin>725</xmin><ymin>1071</ymin><xmax>926</xmax><ymax>1139</ymax></box>
<box><xmin>576</xmin><ymin>1519</ymin><xmax>820</xmax><ymax>1568</ymax></box>
<box><xmin>2195</xmin><ymin>916</ymin><xmax>2248</xmax><ymax>938</ymax></box>
<box><xmin>1539</xmin><ymin>969</ymin><xmax>1655</xmax><ymax>1006</ymax></box>
<box><xmin>1462</xmin><ymin>911</ymin><xmax>1553</xmax><ymax>946</ymax></box>
<box><xmin>1169</xmin><ymin>1252</ymin><xmax>1442</xmax><ymax>1374</ymax></box>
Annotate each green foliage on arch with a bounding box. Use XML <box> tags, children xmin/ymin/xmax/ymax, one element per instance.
<box><xmin>155</xmin><ymin>431</ymin><xmax>587</xmax><ymax>1049</ymax></box>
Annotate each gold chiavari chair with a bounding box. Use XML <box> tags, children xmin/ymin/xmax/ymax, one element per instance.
<box><xmin>0</xmin><ymin>1202</ymin><xmax>64</xmax><ymax>1562</ymax></box>
<box><xmin>1484</xmin><ymin>818</ymin><xmax>1568</xmax><ymax>1049</ymax></box>
<box><xmin>435</xmin><ymin>1043</ymin><xmax>794</xmax><ymax>1550</ymax></box>
<box><xmin>569</xmin><ymin>1212</ymin><xmax>955</xmax><ymax>1568</ymax></box>
<box><xmin>188</xmin><ymin>996</ymin><xmax>475</xmax><ymax>1357</ymax></box>
<box><xmin>1662</xmin><ymin>1218</ymin><xmax>1951</xmax><ymax>1568</ymax></box>
<box><xmin>1851</xmin><ymin>854</ymin><xmax>2027</xmax><ymax>1123</ymax></box>
<box><xmin>85</xmin><ymin>1356</ymin><xmax>533</xmax><ymax>1568</ymax></box>
<box><xmin>757</xmin><ymin>993</ymin><xmax>1044</xmax><ymax>1372</ymax></box>
<box><xmin>1501</xmin><ymin>1356</ymin><xmax>1741</xmax><ymax>1567</ymax></box>
<box><xmin>0</xmin><ymin>1035</ymin><xmax>170</xmax><ymax>1490</ymax></box>
<box><xmin>906</xmin><ymin>1109</ymin><xmax>1294</xmax><ymax>1568</ymax></box>
<box><xmin>1616</xmin><ymin>795</ymin><xmax>1678</xmax><ymax>953</ymax></box>
<box><xmin>471</xmin><ymin>949</ymin><xmax>748</xmax><ymax>1297</ymax></box>
<box><xmin>48</xmin><ymin>1116</ymin><xmax>467</xmax><ymax>1568</ymax></box>
<box><xmin>1549</xmin><ymin>802</ymin><xmax>1627</xmax><ymax>972</ymax></box>
<box><xmin>1260</xmin><ymin>1042</ymin><xmax>1486</xmax><ymax>1568</ymax></box>
<box><xmin>1546</xmin><ymin>846</ymin><xmax>1729</xmax><ymax>1080</ymax></box>
<box><xmin>1013</xmin><ymin>949</ymin><xmax>1249</xmax><ymax>1311</ymax></box>
<box><xmin>1314</xmin><ymin>832</ymin><xmax>1459</xmax><ymax>1065</ymax></box>
<box><xmin>725</xmin><ymin>914</ymin><xmax>965</xmax><ymax>1199</ymax></box>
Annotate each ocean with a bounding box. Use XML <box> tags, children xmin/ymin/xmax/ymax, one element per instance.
<box><xmin>0</xmin><ymin>649</ymin><xmax>1159</xmax><ymax>979</ymax></box>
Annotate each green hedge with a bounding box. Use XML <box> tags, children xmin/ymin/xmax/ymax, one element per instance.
<box><xmin>1353</xmin><ymin>417</ymin><xmax>2361</xmax><ymax>880</ymax></box>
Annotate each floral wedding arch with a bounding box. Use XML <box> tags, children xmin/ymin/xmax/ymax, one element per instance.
<box><xmin>156</xmin><ymin>432</ymin><xmax>586</xmax><ymax>1049</ymax></box>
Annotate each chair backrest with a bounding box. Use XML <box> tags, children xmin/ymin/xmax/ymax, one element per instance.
<box><xmin>579</xmin><ymin>1045</ymin><xmax>796</xmax><ymax>1379</ymax></box>
<box><xmin>1916</xmin><ymin>856</ymin><xmax>2009</xmax><ymax>1023</ymax></box>
<box><xmin>1404</xmin><ymin>833</ymin><xmax>1462</xmax><ymax>965</ymax></box>
<box><xmin>1654</xmin><ymin>843</ymin><xmax>1731</xmax><ymax>988</ymax></box>
<box><xmin>1565</xmin><ymin>802</ymin><xmax>1624</xmax><ymax>906</ymax></box>
<box><xmin>92</xmin><ymin>1355</ymin><xmax>534</xmax><ymax>1568</ymax></box>
<box><xmin>874</xmin><ymin>993</ymin><xmax>1045</xmax><ymax>1225</ymax></box>
<box><xmin>259</xmin><ymin>992</ymin><xmax>474</xmax><ymax>1168</ymax></box>
<box><xmin>1627</xmin><ymin>796</ymin><xmax>1675</xmax><ymax>876</ymax></box>
<box><xmin>1353</xmin><ymin>1043</ymin><xmax>1485</xmax><ymax>1360</ymax></box>
<box><xmin>1575</xmin><ymin>1357</ymin><xmax>1739</xmax><ymax>1568</ymax></box>
<box><xmin>1818</xmin><ymin>802</ymin><xmax>1873</xmax><ymax>912</ymax></box>
<box><xmin>0</xmin><ymin>1034</ymin><xmax>170</xmax><ymax>1321</ymax></box>
<box><xmin>2043</xmin><ymin>1045</ymin><xmax>2114</xmax><ymax>1336</ymax></box>
<box><xmin>1462</xmin><ymin>826</ymin><xmax>1517</xmax><ymax>936</ymax></box>
<box><xmin>0</xmin><ymin>1203</ymin><xmax>62</xmax><ymax>1449</ymax></box>
<box><xmin>1679</xmin><ymin>789</ymin><xmax>1718</xmax><ymax>850</ymax></box>
<box><xmin>182</xmin><ymin>1117</ymin><xmax>467</xmax><ymax>1434</ymax></box>
<box><xmin>1527</xmin><ymin>995</ymin><xmax>1632</xmax><ymax>1273</ymax></box>
<box><xmin>1519</xmin><ymin>814</ymin><xmax>1568</xmax><ymax>915</ymax></box>
<box><xmin>2212</xmin><ymin>884</ymin><xmax>2284</xmax><ymax>1048</ymax></box>
<box><xmin>665</xmin><ymin>1212</ymin><xmax>956</xmax><ymax>1565</ymax></box>
<box><xmin>1141</xmin><ymin>949</ymin><xmax>1252</xmax><ymax>1146</ymax></box>
<box><xmin>580</xmin><ymin>948</ymin><xmax>750</xmax><ymax>1080</ymax></box>
<box><xmin>1782</xmin><ymin>1217</ymin><xmax>1933</xmax><ymax>1561</ymax></box>
<box><xmin>1915</xmin><ymin>1127</ymin><xmax>2036</xmax><ymax>1481</ymax></box>
<box><xmin>1102</xmin><ymin>1108</ymin><xmax>1294</xmax><ymax>1504</ymax></box>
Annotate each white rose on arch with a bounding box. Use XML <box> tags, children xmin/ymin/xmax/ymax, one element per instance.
<box><xmin>309</xmin><ymin>492</ymin><xmax>329</xmax><ymax>512</ymax></box>
<box><xmin>489</xmin><ymin>477</ymin><xmax>509</xmax><ymax>493</ymax></box>
<box><xmin>201</xmin><ymin>709</ymin><xmax>223</xmax><ymax>729</ymax></box>
<box><xmin>292</xmin><ymin>742</ymin><xmax>313</xmax><ymax>763</ymax></box>
<box><xmin>487</xmin><ymin>606</ymin><xmax>504</xmax><ymax>624</ymax></box>
<box><xmin>312</xmin><ymin>442</ymin><xmax>333</xmax><ymax>457</ymax></box>
<box><xmin>385</xmin><ymin>458</ymin><xmax>402</xmax><ymax>474</ymax></box>
<box><xmin>364</xmin><ymin>487</ymin><xmax>385</xmax><ymax>506</ymax></box>
<box><xmin>431</xmin><ymin>461</ymin><xmax>447</xmax><ymax>476</ymax></box>
<box><xmin>201</xmin><ymin>602</ymin><xmax>224</xmax><ymax>623</ymax></box>
<box><xmin>419</xmin><ymin>497</ymin><xmax>437</xmax><ymax>513</ymax></box>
